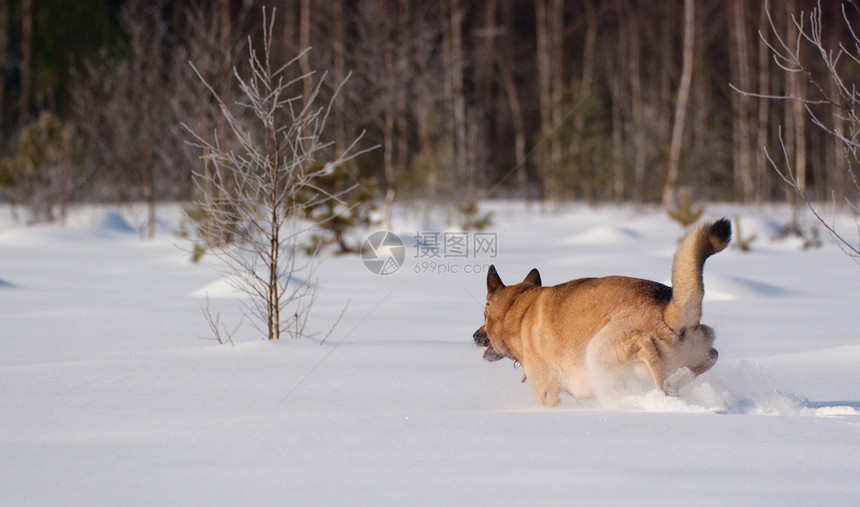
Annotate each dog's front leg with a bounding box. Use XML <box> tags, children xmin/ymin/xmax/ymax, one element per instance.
<box><xmin>662</xmin><ymin>367</ymin><xmax>696</xmax><ymax>396</ymax></box>
<box><xmin>522</xmin><ymin>359</ymin><xmax>561</xmax><ymax>407</ymax></box>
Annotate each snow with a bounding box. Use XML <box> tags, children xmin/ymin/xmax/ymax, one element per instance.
<box><xmin>563</xmin><ymin>224</ymin><xmax>641</xmax><ymax>244</ymax></box>
<box><xmin>1</xmin><ymin>202</ymin><xmax>859</xmax><ymax>505</ymax></box>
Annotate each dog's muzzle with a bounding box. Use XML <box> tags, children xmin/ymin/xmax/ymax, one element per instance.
<box><xmin>473</xmin><ymin>325</ymin><xmax>505</xmax><ymax>362</ymax></box>
<box><xmin>473</xmin><ymin>325</ymin><xmax>489</xmax><ymax>347</ymax></box>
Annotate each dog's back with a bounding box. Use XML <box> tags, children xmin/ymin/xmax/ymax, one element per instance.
<box><xmin>519</xmin><ymin>276</ymin><xmax>675</xmax><ymax>378</ymax></box>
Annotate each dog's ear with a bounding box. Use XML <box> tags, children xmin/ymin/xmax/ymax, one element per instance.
<box><xmin>487</xmin><ymin>265</ymin><xmax>505</xmax><ymax>293</ymax></box>
<box><xmin>523</xmin><ymin>268</ymin><xmax>541</xmax><ymax>286</ymax></box>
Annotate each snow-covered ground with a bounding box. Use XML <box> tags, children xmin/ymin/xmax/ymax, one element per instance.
<box><xmin>1</xmin><ymin>202</ymin><xmax>859</xmax><ymax>506</ymax></box>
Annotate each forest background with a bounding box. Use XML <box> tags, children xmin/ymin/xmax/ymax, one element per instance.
<box><xmin>0</xmin><ymin>0</ymin><xmax>855</xmax><ymax>225</ymax></box>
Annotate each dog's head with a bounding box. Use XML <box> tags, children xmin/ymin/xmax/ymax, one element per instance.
<box><xmin>472</xmin><ymin>324</ymin><xmax>506</xmax><ymax>361</ymax></box>
<box><xmin>473</xmin><ymin>265</ymin><xmax>542</xmax><ymax>362</ymax></box>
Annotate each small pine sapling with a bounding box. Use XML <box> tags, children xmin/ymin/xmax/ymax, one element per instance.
<box><xmin>458</xmin><ymin>200</ymin><xmax>494</xmax><ymax>232</ymax></box>
<box><xmin>666</xmin><ymin>188</ymin><xmax>704</xmax><ymax>230</ymax></box>
<box><xmin>0</xmin><ymin>112</ymin><xmax>77</xmax><ymax>223</ymax></box>
<box><xmin>773</xmin><ymin>220</ymin><xmax>823</xmax><ymax>250</ymax></box>
<box><xmin>732</xmin><ymin>215</ymin><xmax>756</xmax><ymax>252</ymax></box>
<box><xmin>302</xmin><ymin>163</ymin><xmax>376</xmax><ymax>255</ymax></box>
<box><xmin>174</xmin><ymin>203</ymin><xmax>209</xmax><ymax>262</ymax></box>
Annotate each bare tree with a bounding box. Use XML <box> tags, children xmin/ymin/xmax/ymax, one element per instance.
<box><xmin>535</xmin><ymin>0</ymin><xmax>564</xmax><ymax>202</ymax></box>
<box><xmin>186</xmin><ymin>10</ymin><xmax>372</xmax><ymax>340</ymax></box>
<box><xmin>381</xmin><ymin>0</ymin><xmax>399</xmax><ymax>230</ymax></box>
<box><xmin>412</xmin><ymin>3</ymin><xmax>446</xmax><ymax>219</ymax></box>
<box><xmin>124</xmin><ymin>0</ymin><xmax>167</xmax><ymax>239</ymax></box>
<box><xmin>173</xmin><ymin>2</ymin><xmax>240</xmax><ymax>238</ymax></box>
<box><xmin>17</xmin><ymin>0</ymin><xmax>32</xmax><ymax>130</ymax></box>
<box><xmin>569</xmin><ymin>0</ymin><xmax>598</xmax><ymax>199</ymax></box>
<box><xmin>617</xmin><ymin>0</ymin><xmax>648</xmax><ymax>203</ymax></box>
<box><xmin>755</xmin><ymin>0</ymin><xmax>773</xmax><ymax>204</ymax></box>
<box><xmin>662</xmin><ymin>0</ymin><xmax>695</xmax><ymax>208</ymax></box>
<box><xmin>729</xmin><ymin>0</ymin><xmax>756</xmax><ymax>203</ymax></box>
<box><xmin>497</xmin><ymin>0</ymin><xmax>528</xmax><ymax>200</ymax></box>
<box><xmin>446</xmin><ymin>0</ymin><xmax>471</xmax><ymax>203</ymax></box>
<box><xmin>738</xmin><ymin>1</ymin><xmax>860</xmax><ymax>261</ymax></box>
<box><xmin>331</xmin><ymin>0</ymin><xmax>348</xmax><ymax>160</ymax></box>
<box><xmin>0</xmin><ymin>2</ymin><xmax>9</xmax><ymax>137</ymax></box>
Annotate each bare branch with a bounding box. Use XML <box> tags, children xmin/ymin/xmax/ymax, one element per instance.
<box><xmin>741</xmin><ymin>1</ymin><xmax>860</xmax><ymax>263</ymax></box>
<box><xmin>201</xmin><ymin>294</ymin><xmax>238</xmax><ymax>346</ymax></box>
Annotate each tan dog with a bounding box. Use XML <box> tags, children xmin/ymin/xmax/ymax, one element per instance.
<box><xmin>473</xmin><ymin>219</ymin><xmax>731</xmax><ymax>406</ymax></box>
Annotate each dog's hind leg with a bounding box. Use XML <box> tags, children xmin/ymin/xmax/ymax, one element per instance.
<box><xmin>586</xmin><ymin>324</ymin><xmax>656</xmax><ymax>399</ymax></box>
<box><xmin>635</xmin><ymin>336</ymin><xmax>668</xmax><ymax>393</ymax></box>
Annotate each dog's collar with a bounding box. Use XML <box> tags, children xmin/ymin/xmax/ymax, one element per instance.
<box><xmin>512</xmin><ymin>356</ymin><xmax>527</xmax><ymax>383</ymax></box>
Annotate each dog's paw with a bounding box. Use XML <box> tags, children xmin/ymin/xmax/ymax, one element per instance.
<box><xmin>663</xmin><ymin>367</ymin><xmax>695</xmax><ymax>396</ymax></box>
<box><xmin>540</xmin><ymin>390</ymin><xmax>561</xmax><ymax>407</ymax></box>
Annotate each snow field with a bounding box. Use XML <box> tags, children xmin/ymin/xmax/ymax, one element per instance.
<box><xmin>1</xmin><ymin>202</ymin><xmax>859</xmax><ymax>506</ymax></box>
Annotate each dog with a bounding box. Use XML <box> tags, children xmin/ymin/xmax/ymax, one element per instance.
<box><xmin>473</xmin><ymin>219</ymin><xmax>731</xmax><ymax>406</ymax></box>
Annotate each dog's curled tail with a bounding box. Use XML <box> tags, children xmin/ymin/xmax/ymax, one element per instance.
<box><xmin>664</xmin><ymin>218</ymin><xmax>731</xmax><ymax>331</ymax></box>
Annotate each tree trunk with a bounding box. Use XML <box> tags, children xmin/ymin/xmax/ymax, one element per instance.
<box><xmin>535</xmin><ymin>0</ymin><xmax>551</xmax><ymax>200</ymax></box>
<box><xmin>380</xmin><ymin>0</ymin><xmax>397</xmax><ymax>231</ymax></box>
<box><xmin>791</xmin><ymin>86</ymin><xmax>807</xmax><ymax>201</ymax></box>
<box><xmin>571</xmin><ymin>0</ymin><xmax>597</xmax><ymax>200</ymax></box>
<box><xmin>624</xmin><ymin>2</ymin><xmax>647</xmax><ymax>203</ymax></box>
<box><xmin>18</xmin><ymin>0</ymin><xmax>32</xmax><ymax>129</ymax></box>
<box><xmin>142</xmin><ymin>3</ymin><xmax>164</xmax><ymax>239</ymax></box>
<box><xmin>659</xmin><ymin>1</ymin><xmax>675</xmax><ymax>158</ymax></box>
<box><xmin>828</xmin><ymin>63</ymin><xmax>847</xmax><ymax>202</ymax></box>
<box><xmin>0</xmin><ymin>2</ymin><xmax>8</xmax><ymax>133</ymax></box>
<box><xmin>332</xmin><ymin>0</ymin><xmax>347</xmax><ymax>156</ymax></box>
<box><xmin>609</xmin><ymin>69</ymin><xmax>624</xmax><ymax>201</ymax></box>
<box><xmin>662</xmin><ymin>0</ymin><xmax>695</xmax><ymax>208</ymax></box>
<box><xmin>608</xmin><ymin>9</ymin><xmax>626</xmax><ymax>202</ymax></box>
<box><xmin>412</xmin><ymin>5</ymin><xmax>440</xmax><ymax>222</ymax></box>
<box><xmin>218</xmin><ymin>0</ymin><xmax>231</xmax><ymax>122</ymax></box>
<box><xmin>755</xmin><ymin>0</ymin><xmax>771</xmax><ymax>203</ymax></box>
<box><xmin>281</xmin><ymin>1</ymin><xmax>296</xmax><ymax>55</ymax></box>
<box><xmin>416</xmin><ymin>102</ymin><xmax>439</xmax><ymax>222</ymax></box>
<box><xmin>143</xmin><ymin>75</ymin><xmax>155</xmax><ymax>238</ymax></box>
<box><xmin>269</xmin><ymin>165</ymin><xmax>280</xmax><ymax>340</ymax></box>
<box><xmin>473</xmin><ymin>0</ymin><xmax>497</xmax><ymax>190</ymax></box>
<box><xmin>730</xmin><ymin>0</ymin><xmax>755</xmax><ymax>203</ymax></box>
<box><xmin>476</xmin><ymin>0</ymin><xmax>496</xmax><ymax>103</ymax></box>
<box><xmin>299</xmin><ymin>0</ymin><xmax>313</xmax><ymax>104</ymax></box>
<box><xmin>549</xmin><ymin>0</ymin><xmax>563</xmax><ymax>199</ymax></box>
<box><xmin>395</xmin><ymin>3</ymin><xmax>410</xmax><ymax>182</ymax></box>
<box><xmin>690</xmin><ymin>2</ymin><xmax>707</xmax><ymax>160</ymax></box>
<box><xmin>535</xmin><ymin>0</ymin><xmax>563</xmax><ymax>203</ymax></box>
<box><xmin>782</xmin><ymin>0</ymin><xmax>802</xmax><ymax>209</ymax></box>
<box><xmin>498</xmin><ymin>50</ymin><xmax>528</xmax><ymax>201</ymax></box>
<box><xmin>447</xmin><ymin>0</ymin><xmax>470</xmax><ymax>201</ymax></box>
